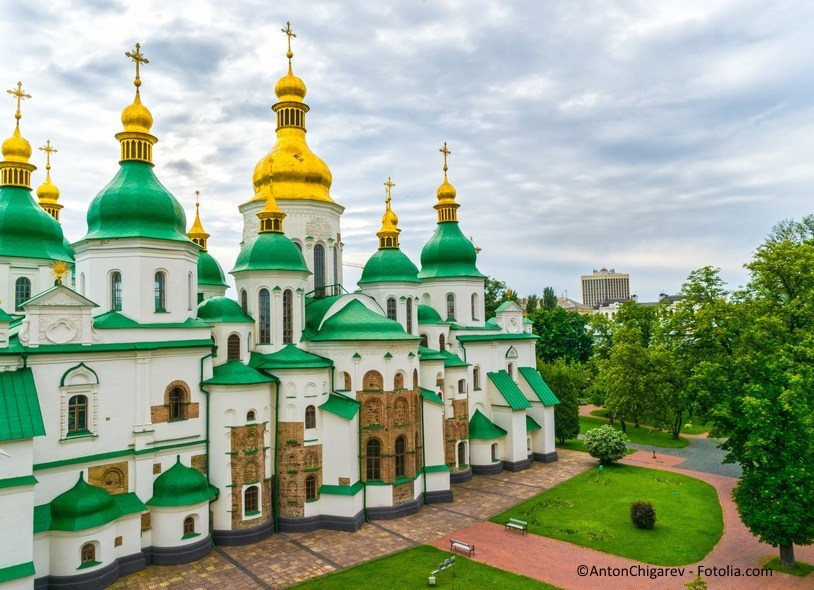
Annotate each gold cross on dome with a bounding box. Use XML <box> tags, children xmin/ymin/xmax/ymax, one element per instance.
<box><xmin>281</xmin><ymin>21</ymin><xmax>297</xmax><ymax>56</ymax></box>
<box><xmin>439</xmin><ymin>142</ymin><xmax>452</xmax><ymax>173</ymax></box>
<box><xmin>125</xmin><ymin>43</ymin><xmax>149</xmax><ymax>87</ymax></box>
<box><xmin>7</xmin><ymin>81</ymin><xmax>31</xmax><ymax>120</ymax></box>
<box><xmin>384</xmin><ymin>177</ymin><xmax>395</xmax><ymax>202</ymax></box>
<box><xmin>39</xmin><ymin>139</ymin><xmax>58</xmax><ymax>170</ymax></box>
<box><xmin>194</xmin><ymin>190</ymin><xmax>201</xmax><ymax>212</ymax></box>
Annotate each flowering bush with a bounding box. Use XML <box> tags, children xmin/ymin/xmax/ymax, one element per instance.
<box><xmin>583</xmin><ymin>425</ymin><xmax>628</xmax><ymax>464</ymax></box>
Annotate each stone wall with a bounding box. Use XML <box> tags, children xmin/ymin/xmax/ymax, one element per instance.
<box><xmin>88</xmin><ymin>460</ymin><xmax>128</xmax><ymax>495</ymax></box>
<box><xmin>276</xmin><ymin>422</ymin><xmax>324</xmax><ymax>518</ymax></box>
<box><xmin>230</xmin><ymin>422</ymin><xmax>271</xmax><ymax>530</ymax></box>
<box><xmin>444</xmin><ymin>398</ymin><xmax>469</xmax><ymax>471</ymax></box>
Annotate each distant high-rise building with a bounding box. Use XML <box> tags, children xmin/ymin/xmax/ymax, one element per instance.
<box><xmin>581</xmin><ymin>268</ymin><xmax>630</xmax><ymax>308</ymax></box>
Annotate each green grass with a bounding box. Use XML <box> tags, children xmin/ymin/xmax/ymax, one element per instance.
<box><xmin>580</xmin><ymin>416</ymin><xmax>689</xmax><ymax>448</ymax></box>
<box><xmin>491</xmin><ymin>464</ymin><xmax>723</xmax><ymax>565</ymax></box>
<box><xmin>291</xmin><ymin>545</ymin><xmax>558</xmax><ymax>589</ymax></box>
<box><xmin>588</xmin><ymin>409</ymin><xmax>712</xmax><ymax>435</ymax></box>
<box><xmin>764</xmin><ymin>557</ymin><xmax>814</xmax><ymax>577</ymax></box>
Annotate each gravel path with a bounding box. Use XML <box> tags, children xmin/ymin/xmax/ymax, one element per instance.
<box><xmin>628</xmin><ymin>437</ymin><xmax>743</xmax><ymax>478</ymax></box>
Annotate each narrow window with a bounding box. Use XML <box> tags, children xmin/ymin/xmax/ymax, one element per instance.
<box><xmin>313</xmin><ymin>244</ymin><xmax>325</xmax><ymax>296</ymax></box>
<box><xmin>283</xmin><ymin>289</ymin><xmax>293</xmax><ymax>344</ymax></box>
<box><xmin>386</xmin><ymin>297</ymin><xmax>397</xmax><ymax>321</ymax></box>
<box><xmin>333</xmin><ymin>242</ymin><xmax>339</xmax><ymax>285</ymax></box>
<box><xmin>183</xmin><ymin>516</ymin><xmax>195</xmax><ymax>536</ymax></box>
<box><xmin>491</xmin><ymin>443</ymin><xmax>499</xmax><ymax>462</ymax></box>
<box><xmin>471</xmin><ymin>293</ymin><xmax>479</xmax><ymax>320</ymax></box>
<box><xmin>110</xmin><ymin>272</ymin><xmax>122</xmax><ymax>311</ymax></box>
<box><xmin>473</xmin><ymin>366</ymin><xmax>481</xmax><ymax>390</ymax></box>
<box><xmin>341</xmin><ymin>372</ymin><xmax>352</xmax><ymax>391</ymax></box>
<box><xmin>169</xmin><ymin>387</ymin><xmax>184</xmax><ymax>420</ymax></box>
<box><xmin>14</xmin><ymin>277</ymin><xmax>30</xmax><ymax>311</ymax></box>
<box><xmin>458</xmin><ymin>379</ymin><xmax>466</xmax><ymax>394</ymax></box>
<box><xmin>244</xmin><ymin>486</ymin><xmax>259</xmax><ymax>514</ymax></box>
<box><xmin>366</xmin><ymin>438</ymin><xmax>381</xmax><ymax>480</ymax></box>
<box><xmin>446</xmin><ymin>293</ymin><xmax>455</xmax><ymax>319</ymax></box>
<box><xmin>68</xmin><ymin>395</ymin><xmax>88</xmax><ymax>432</ymax></box>
<box><xmin>439</xmin><ymin>333</ymin><xmax>446</xmax><ymax>352</ymax></box>
<box><xmin>507</xmin><ymin>362</ymin><xmax>514</xmax><ymax>379</ymax></box>
<box><xmin>395</xmin><ymin>436</ymin><xmax>406</xmax><ymax>478</ymax></box>
<box><xmin>394</xmin><ymin>372</ymin><xmax>404</xmax><ymax>390</ymax></box>
<box><xmin>305</xmin><ymin>405</ymin><xmax>316</xmax><ymax>429</ymax></box>
<box><xmin>406</xmin><ymin>298</ymin><xmax>413</xmax><ymax>333</ymax></box>
<box><xmin>240</xmin><ymin>289</ymin><xmax>248</xmax><ymax>312</ymax></box>
<box><xmin>154</xmin><ymin>272</ymin><xmax>166</xmax><ymax>312</ymax></box>
<box><xmin>258</xmin><ymin>288</ymin><xmax>270</xmax><ymax>344</ymax></box>
<box><xmin>187</xmin><ymin>272</ymin><xmax>194</xmax><ymax>310</ymax></box>
<box><xmin>246</xmin><ymin>410</ymin><xmax>256</xmax><ymax>422</ymax></box>
<box><xmin>80</xmin><ymin>543</ymin><xmax>96</xmax><ymax>565</ymax></box>
<box><xmin>227</xmin><ymin>334</ymin><xmax>241</xmax><ymax>361</ymax></box>
<box><xmin>457</xmin><ymin>442</ymin><xmax>466</xmax><ymax>466</ymax></box>
<box><xmin>420</xmin><ymin>334</ymin><xmax>428</xmax><ymax>348</ymax></box>
<box><xmin>305</xmin><ymin>475</ymin><xmax>317</xmax><ymax>500</ymax></box>
<box><xmin>413</xmin><ymin>369</ymin><xmax>418</xmax><ymax>388</ymax></box>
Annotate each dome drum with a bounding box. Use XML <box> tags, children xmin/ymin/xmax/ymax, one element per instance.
<box><xmin>0</xmin><ymin>160</ymin><xmax>34</xmax><ymax>187</ymax></box>
<box><xmin>115</xmin><ymin>131</ymin><xmax>156</xmax><ymax>163</ymax></box>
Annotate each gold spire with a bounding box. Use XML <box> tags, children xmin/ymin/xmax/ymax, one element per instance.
<box><xmin>377</xmin><ymin>177</ymin><xmax>401</xmax><ymax>249</ymax></box>
<box><xmin>36</xmin><ymin>139</ymin><xmax>62</xmax><ymax>219</ymax></box>
<box><xmin>434</xmin><ymin>141</ymin><xmax>459</xmax><ymax>223</ymax></box>
<box><xmin>256</xmin><ymin>160</ymin><xmax>286</xmax><ymax>233</ymax></box>
<box><xmin>116</xmin><ymin>43</ymin><xmax>157</xmax><ymax>163</ymax></box>
<box><xmin>187</xmin><ymin>190</ymin><xmax>211</xmax><ymax>249</ymax></box>
<box><xmin>0</xmin><ymin>81</ymin><xmax>35</xmax><ymax>188</ymax></box>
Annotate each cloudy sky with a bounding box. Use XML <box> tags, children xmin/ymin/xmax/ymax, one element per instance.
<box><xmin>3</xmin><ymin>0</ymin><xmax>814</xmax><ymax>302</ymax></box>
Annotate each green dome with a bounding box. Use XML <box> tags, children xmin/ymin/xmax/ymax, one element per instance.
<box><xmin>49</xmin><ymin>472</ymin><xmax>120</xmax><ymax>531</ymax></box>
<box><xmin>310</xmin><ymin>299</ymin><xmax>418</xmax><ymax>342</ymax></box>
<box><xmin>0</xmin><ymin>186</ymin><xmax>73</xmax><ymax>262</ymax></box>
<box><xmin>358</xmin><ymin>248</ymin><xmax>419</xmax><ymax>285</ymax></box>
<box><xmin>198</xmin><ymin>250</ymin><xmax>227</xmax><ymax>286</ymax></box>
<box><xmin>84</xmin><ymin>161</ymin><xmax>190</xmax><ymax>242</ymax></box>
<box><xmin>418</xmin><ymin>222</ymin><xmax>485</xmax><ymax>280</ymax></box>
<box><xmin>417</xmin><ymin>304</ymin><xmax>443</xmax><ymax>324</ymax></box>
<box><xmin>197</xmin><ymin>296</ymin><xmax>254</xmax><ymax>323</ymax></box>
<box><xmin>148</xmin><ymin>456</ymin><xmax>218</xmax><ymax>507</ymax></box>
<box><xmin>231</xmin><ymin>232</ymin><xmax>309</xmax><ymax>274</ymax></box>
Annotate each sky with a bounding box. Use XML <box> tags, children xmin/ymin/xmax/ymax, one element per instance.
<box><xmin>3</xmin><ymin>0</ymin><xmax>814</xmax><ymax>303</ymax></box>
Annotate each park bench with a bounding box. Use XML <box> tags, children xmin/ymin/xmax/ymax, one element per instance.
<box><xmin>449</xmin><ymin>538</ymin><xmax>475</xmax><ymax>557</ymax></box>
<box><xmin>505</xmin><ymin>518</ymin><xmax>528</xmax><ymax>534</ymax></box>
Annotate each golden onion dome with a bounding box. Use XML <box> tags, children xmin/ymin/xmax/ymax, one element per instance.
<box><xmin>436</xmin><ymin>177</ymin><xmax>457</xmax><ymax>203</ymax></box>
<box><xmin>2</xmin><ymin>125</ymin><xmax>32</xmax><ymax>163</ymax></box>
<box><xmin>275</xmin><ymin>62</ymin><xmax>307</xmax><ymax>102</ymax></box>
<box><xmin>36</xmin><ymin>174</ymin><xmax>60</xmax><ymax>203</ymax></box>
<box><xmin>121</xmin><ymin>91</ymin><xmax>153</xmax><ymax>134</ymax></box>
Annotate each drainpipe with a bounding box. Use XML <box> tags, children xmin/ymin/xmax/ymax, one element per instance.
<box><xmin>199</xmin><ymin>349</ymin><xmax>215</xmax><ymax>540</ymax></box>
<box><xmin>358</xmin><ymin>412</ymin><xmax>370</xmax><ymax>523</ymax></box>
<box><xmin>420</xmin><ymin>395</ymin><xmax>428</xmax><ymax>505</ymax></box>
<box><xmin>273</xmin><ymin>378</ymin><xmax>281</xmax><ymax>533</ymax></box>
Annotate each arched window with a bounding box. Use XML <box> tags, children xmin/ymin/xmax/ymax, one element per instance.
<box><xmin>169</xmin><ymin>387</ymin><xmax>184</xmax><ymax>420</ymax></box>
<box><xmin>386</xmin><ymin>297</ymin><xmax>397</xmax><ymax>321</ymax></box>
<box><xmin>333</xmin><ymin>243</ymin><xmax>339</xmax><ymax>285</ymax></box>
<box><xmin>491</xmin><ymin>443</ymin><xmax>499</xmax><ymax>462</ymax></box>
<box><xmin>366</xmin><ymin>438</ymin><xmax>381</xmax><ymax>480</ymax></box>
<box><xmin>183</xmin><ymin>516</ymin><xmax>195</xmax><ymax>536</ymax></box>
<box><xmin>314</xmin><ymin>244</ymin><xmax>325</xmax><ymax>297</ymax></box>
<box><xmin>80</xmin><ymin>543</ymin><xmax>96</xmax><ymax>565</ymax></box>
<box><xmin>439</xmin><ymin>333</ymin><xmax>446</xmax><ymax>352</ymax></box>
<box><xmin>68</xmin><ymin>395</ymin><xmax>88</xmax><ymax>432</ymax></box>
<box><xmin>363</xmin><ymin>399</ymin><xmax>382</xmax><ymax>425</ymax></box>
<box><xmin>413</xmin><ymin>369</ymin><xmax>418</xmax><ymax>388</ymax></box>
<box><xmin>473</xmin><ymin>366</ymin><xmax>481</xmax><ymax>390</ymax></box>
<box><xmin>227</xmin><ymin>334</ymin><xmax>241</xmax><ymax>361</ymax></box>
<box><xmin>420</xmin><ymin>334</ymin><xmax>428</xmax><ymax>348</ymax></box>
<box><xmin>246</xmin><ymin>410</ymin><xmax>256</xmax><ymax>422</ymax></box>
<box><xmin>111</xmin><ymin>272</ymin><xmax>122</xmax><ymax>311</ymax></box>
<box><xmin>394</xmin><ymin>396</ymin><xmax>408</xmax><ymax>423</ymax></box>
<box><xmin>258</xmin><ymin>288</ymin><xmax>270</xmax><ymax>344</ymax></box>
<box><xmin>305</xmin><ymin>405</ymin><xmax>316</xmax><ymax>429</ymax></box>
<box><xmin>283</xmin><ymin>289</ymin><xmax>293</xmax><ymax>344</ymax></box>
<box><xmin>240</xmin><ymin>289</ymin><xmax>248</xmax><ymax>312</ymax></box>
<box><xmin>446</xmin><ymin>293</ymin><xmax>455</xmax><ymax>319</ymax></box>
<box><xmin>507</xmin><ymin>362</ymin><xmax>514</xmax><ymax>379</ymax></box>
<box><xmin>394</xmin><ymin>372</ymin><xmax>404</xmax><ymax>390</ymax></box>
<box><xmin>406</xmin><ymin>298</ymin><xmax>413</xmax><ymax>333</ymax></box>
<box><xmin>154</xmin><ymin>272</ymin><xmax>166</xmax><ymax>312</ymax></box>
<box><xmin>395</xmin><ymin>436</ymin><xmax>406</xmax><ymax>478</ymax></box>
<box><xmin>305</xmin><ymin>452</ymin><xmax>318</xmax><ymax>469</ymax></box>
<box><xmin>187</xmin><ymin>272</ymin><xmax>194</xmax><ymax>310</ymax></box>
<box><xmin>471</xmin><ymin>293</ymin><xmax>479</xmax><ymax>321</ymax></box>
<box><xmin>457</xmin><ymin>441</ymin><xmax>467</xmax><ymax>466</ymax></box>
<box><xmin>14</xmin><ymin>277</ymin><xmax>30</xmax><ymax>311</ymax></box>
<box><xmin>244</xmin><ymin>485</ymin><xmax>259</xmax><ymax>514</ymax></box>
<box><xmin>363</xmin><ymin>370</ymin><xmax>383</xmax><ymax>391</ymax></box>
<box><xmin>458</xmin><ymin>379</ymin><xmax>466</xmax><ymax>394</ymax></box>
<box><xmin>305</xmin><ymin>475</ymin><xmax>317</xmax><ymax>500</ymax></box>
<box><xmin>340</xmin><ymin>371</ymin><xmax>352</xmax><ymax>391</ymax></box>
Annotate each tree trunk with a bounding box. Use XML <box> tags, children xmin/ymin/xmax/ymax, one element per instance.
<box><xmin>672</xmin><ymin>413</ymin><xmax>682</xmax><ymax>439</ymax></box>
<box><xmin>780</xmin><ymin>543</ymin><xmax>795</xmax><ymax>568</ymax></box>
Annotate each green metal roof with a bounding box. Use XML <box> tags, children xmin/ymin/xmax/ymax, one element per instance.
<box><xmin>94</xmin><ymin>311</ymin><xmax>210</xmax><ymax>329</ymax></box>
<box><xmin>48</xmin><ymin>473</ymin><xmax>146</xmax><ymax>531</ymax></box>
<box><xmin>518</xmin><ymin>367</ymin><xmax>561</xmax><ymax>406</ymax></box>
<box><xmin>308</xmin><ymin>300</ymin><xmax>419</xmax><ymax>342</ymax></box>
<box><xmin>320</xmin><ymin>392</ymin><xmax>360</xmax><ymax>420</ymax></box>
<box><xmin>0</xmin><ymin>368</ymin><xmax>45</xmax><ymax>442</ymax></box>
<box><xmin>148</xmin><ymin>456</ymin><xmax>219</xmax><ymax>506</ymax></box>
<box><xmin>320</xmin><ymin>480</ymin><xmax>364</xmax><ymax>496</ymax></box>
<box><xmin>417</xmin><ymin>304</ymin><xmax>443</xmax><ymax>324</ymax></box>
<box><xmin>197</xmin><ymin>296</ymin><xmax>254</xmax><ymax>323</ymax></box>
<box><xmin>487</xmin><ymin>370</ymin><xmax>531</xmax><ymax>410</ymax></box>
<box><xmin>250</xmin><ymin>344</ymin><xmax>333</xmax><ymax>370</ymax></box>
<box><xmin>203</xmin><ymin>361</ymin><xmax>276</xmax><ymax>386</ymax></box>
<box><xmin>84</xmin><ymin>161</ymin><xmax>190</xmax><ymax>243</ymax></box>
<box><xmin>418</xmin><ymin>221</ymin><xmax>485</xmax><ymax>280</ymax></box>
<box><xmin>358</xmin><ymin>248</ymin><xmax>419</xmax><ymax>284</ymax></box>
<box><xmin>302</xmin><ymin>295</ymin><xmax>344</xmax><ymax>340</ymax></box>
<box><xmin>420</xmin><ymin>387</ymin><xmax>444</xmax><ymax>406</ymax></box>
<box><xmin>495</xmin><ymin>301</ymin><xmax>520</xmax><ymax>312</ymax></box>
<box><xmin>456</xmin><ymin>333</ymin><xmax>538</xmax><ymax>342</ymax></box>
<box><xmin>23</xmin><ymin>285</ymin><xmax>96</xmax><ymax>308</ymax></box>
<box><xmin>198</xmin><ymin>250</ymin><xmax>228</xmax><ymax>287</ymax></box>
<box><xmin>526</xmin><ymin>415</ymin><xmax>542</xmax><ymax>432</ymax></box>
<box><xmin>0</xmin><ymin>308</ymin><xmax>13</xmax><ymax>322</ymax></box>
<box><xmin>441</xmin><ymin>350</ymin><xmax>470</xmax><ymax>368</ymax></box>
<box><xmin>231</xmin><ymin>231</ymin><xmax>310</xmax><ymax>273</ymax></box>
<box><xmin>0</xmin><ymin>337</ymin><xmax>213</xmax><ymax>356</ymax></box>
<box><xmin>0</xmin><ymin>561</ymin><xmax>34</xmax><ymax>584</ymax></box>
<box><xmin>418</xmin><ymin>345</ymin><xmax>446</xmax><ymax>361</ymax></box>
<box><xmin>469</xmin><ymin>409</ymin><xmax>507</xmax><ymax>440</ymax></box>
<box><xmin>0</xmin><ymin>185</ymin><xmax>74</xmax><ymax>262</ymax></box>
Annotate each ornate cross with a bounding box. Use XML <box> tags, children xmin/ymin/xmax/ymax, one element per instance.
<box><xmin>281</xmin><ymin>21</ymin><xmax>297</xmax><ymax>56</ymax></box>
<box><xmin>39</xmin><ymin>140</ymin><xmax>58</xmax><ymax>170</ymax></box>
<box><xmin>7</xmin><ymin>81</ymin><xmax>31</xmax><ymax>119</ymax></box>
<box><xmin>384</xmin><ymin>177</ymin><xmax>395</xmax><ymax>202</ymax></box>
<box><xmin>194</xmin><ymin>190</ymin><xmax>201</xmax><ymax>214</ymax></box>
<box><xmin>439</xmin><ymin>142</ymin><xmax>452</xmax><ymax>173</ymax></box>
<box><xmin>125</xmin><ymin>43</ymin><xmax>149</xmax><ymax>86</ymax></box>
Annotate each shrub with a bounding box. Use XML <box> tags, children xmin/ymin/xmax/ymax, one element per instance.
<box><xmin>630</xmin><ymin>500</ymin><xmax>656</xmax><ymax>529</ymax></box>
<box><xmin>583</xmin><ymin>425</ymin><xmax>628</xmax><ymax>464</ymax></box>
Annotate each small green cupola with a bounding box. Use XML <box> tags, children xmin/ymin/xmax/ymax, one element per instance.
<box><xmin>197</xmin><ymin>296</ymin><xmax>254</xmax><ymax>323</ymax></box>
<box><xmin>49</xmin><ymin>472</ymin><xmax>120</xmax><ymax>531</ymax></box>
<box><xmin>148</xmin><ymin>456</ymin><xmax>218</xmax><ymax>507</ymax></box>
<box><xmin>187</xmin><ymin>191</ymin><xmax>228</xmax><ymax>288</ymax></box>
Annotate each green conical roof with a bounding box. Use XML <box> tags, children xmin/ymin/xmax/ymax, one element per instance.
<box><xmin>50</xmin><ymin>472</ymin><xmax>120</xmax><ymax>531</ymax></box>
<box><xmin>0</xmin><ymin>186</ymin><xmax>73</xmax><ymax>262</ymax></box>
<box><xmin>147</xmin><ymin>456</ymin><xmax>218</xmax><ymax>507</ymax></box>
<box><xmin>417</xmin><ymin>304</ymin><xmax>443</xmax><ymax>324</ymax></box>
<box><xmin>309</xmin><ymin>299</ymin><xmax>418</xmax><ymax>342</ymax></box>
<box><xmin>84</xmin><ymin>161</ymin><xmax>190</xmax><ymax>242</ymax></box>
<box><xmin>197</xmin><ymin>296</ymin><xmax>254</xmax><ymax>323</ymax></box>
<box><xmin>358</xmin><ymin>248</ymin><xmax>419</xmax><ymax>284</ymax></box>
<box><xmin>231</xmin><ymin>232</ymin><xmax>309</xmax><ymax>273</ymax></box>
<box><xmin>198</xmin><ymin>250</ymin><xmax>227</xmax><ymax>286</ymax></box>
<box><xmin>418</xmin><ymin>221</ymin><xmax>485</xmax><ymax>279</ymax></box>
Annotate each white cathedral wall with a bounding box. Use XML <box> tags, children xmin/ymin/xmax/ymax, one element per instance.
<box><xmin>356</xmin><ymin>284</ymin><xmax>419</xmax><ymax>336</ymax></box>
<box><xmin>199</xmin><ymin>283</ymin><xmax>227</xmax><ymax>302</ymax></box>
<box><xmin>0</xmin><ymin>482</ymin><xmax>35</xmax><ymax>574</ymax></box>
<box><xmin>418</xmin><ymin>277</ymin><xmax>485</xmax><ymax>327</ymax></box>
<box><xmin>48</xmin><ymin>521</ymin><xmax>116</xmax><ymax>577</ymax></box>
<box><xmin>307</xmin><ymin>342</ymin><xmax>417</xmax><ymax>395</ymax></box>
<box><xmin>33</xmin><ymin>535</ymin><xmax>50</xmax><ymax>579</ymax></box>
<box><xmin>210</xmin><ymin>322</ymin><xmax>253</xmax><ymax>365</ymax></box>
<box><xmin>318</xmin><ymin>412</ymin><xmax>358</xmax><ymax>488</ymax></box>
<box><xmin>418</xmin><ymin>359</ymin><xmax>444</xmax><ymax>394</ymax></box>
<box><xmin>421</xmin><ymin>399</ymin><xmax>445</xmax><ymax>469</ymax></box>
<box><xmin>491</xmin><ymin>408</ymin><xmax>527</xmax><ymax>464</ymax></box>
<box><xmin>0</xmin><ymin>257</ymin><xmax>67</xmax><ymax>315</ymax></box>
<box><xmin>150</xmin><ymin>502</ymin><xmax>209</xmax><ymax>548</ymax></box>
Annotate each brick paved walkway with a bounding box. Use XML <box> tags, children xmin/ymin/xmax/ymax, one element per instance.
<box><xmin>110</xmin><ymin>450</ymin><xmax>594</xmax><ymax>589</ymax></box>
<box><xmin>431</xmin><ymin>452</ymin><xmax>814</xmax><ymax>590</ymax></box>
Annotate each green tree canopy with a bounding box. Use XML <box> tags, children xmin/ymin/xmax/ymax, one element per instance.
<box><xmin>538</xmin><ymin>358</ymin><xmax>586</xmax><ymax>443</ymax></box>
<box><xmin>530</xmin><ymin>307</ymin><xmax>593</xmax><ymax>363</ymax></box>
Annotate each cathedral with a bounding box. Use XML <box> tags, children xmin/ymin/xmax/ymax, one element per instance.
<box><xmin>0</xmin><ymin>27</ymin><xmax>559</xmax><ymax>590</ymax></box>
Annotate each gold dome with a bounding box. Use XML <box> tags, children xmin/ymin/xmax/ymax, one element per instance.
<box><xmin>434</xmin><ymin>142</ymin><xmax>459</xmax><ymax>223</ymax></box>
<box><xmin>377</xmin><ymin>178</ymin><xmax>401</xmax><ymax>249</ymax></box>
<box><xmin>121</xmin><ymin>91</ymin><xmax>153</xmax><ymax>134</ymax></box>
<box><xmin>275</xmin><ymin>63</ymin><xmax>307</xmax><ymax>102</ymax></box>
<box><xmin>37</xmin><ymin>174</ymin><xmax>60</xmax><ymax>203</ymax></box>
<box><xmin>436</xmin><ymin>177</ymin><xmax>457</xmax><ymax>203</ymax></box>
<box><xmin>1</xmin><ymin>125</ymin><xmax>32</xmax><ymax>163</ymax></box>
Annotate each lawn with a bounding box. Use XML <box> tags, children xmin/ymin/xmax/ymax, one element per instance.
<box><xmin>580</xmin><ymin>416</ymin><xmax>689</xmax><ymax>448</ymax></box>
<box><xmin>589</xmin><ymin>409</ymin><xmax>712</xmax><ymax>435</ymax></box>
<box><xmin>291</xmin><ymin>544</ymin><xmax>558</xmax><ymax>589</ymax></box>
<box><xmin>491</xmin><ymin>464</ymin><xmax>723</xmax><ymax>565</ymax></box>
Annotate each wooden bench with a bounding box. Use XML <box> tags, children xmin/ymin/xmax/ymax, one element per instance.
<box><xmin>505</xmin><ymin>518</ymin><xmax>528</xmax><ymax>534</ymax></box>
<box><xmin>449</xmin><ymin>538</ymin><xmax>474</xmax><ymax>557</ymax></box>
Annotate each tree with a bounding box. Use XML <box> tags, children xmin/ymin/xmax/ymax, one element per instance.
<box><xmin>538</xmin><ymin>358</ymin><xmax>586</xmax><ymax>443</ymax></box>
<box><xmin>542</xmin><ymin>286</ymin><xmax>557</xmax><ymax>310</ymax></box>
<box><xmin>484</xmin><ymin>277</ymin><xmax>514</xmax><ymax>319</ymax></box>
<box><xmin>530</xmin><ymin>307</ymin><xmax>593</xmax><ymax>363</ymax></box>
<box><xmin>525</xmin><ymin>293</ymin><xmax>539</xmax><ymax>315</ymax></box>
<box><xmin>584</xmin><ymin>425</ymin><xmax>628</xmax><ymax>464</ymax></box>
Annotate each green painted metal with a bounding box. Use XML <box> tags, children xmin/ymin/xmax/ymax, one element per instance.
<box><xmin>196</xmin><ymin>296</ymin><xmax>254</xmax><ymax>324</ymax></box>
<box><xmin>526</xmin><ymin>415</ymin><xmax>542</xmax><ymax>432</ymax></box>
<box><xmin>455</xmin><ymin>333</ymin><xmax>538</xmax><ymax>342</ymax></box>
<box><xmin>231</xmin><ymin>232</ymin><xmax>310</xmax><ymax>273</ymax></box>
<box><xmin>0</xmin><ymin>368</ymin><xmax>45</xmax><ymax>442</ymax></box>
<box><xmin>0</xmin><ymin>474</ymin><xmax>37</xmax><ymax>489</ymax></box>
<box><xmin>308</xmin><ymin>300</ymin><xmax>419</xmax><ymax>342</ymax></box>
<box><xmin>203</xmin><ymin>361</ymin><xmax>276</xmax><ymax>386</ymax></box>
<box><xmin>147</xmin><ymin>456</ymin><xmax>219</xmax><ymax>506</ymax></box>
<box><xmin>418</xmin><ymin>221</ymin><xmax>485</xmax><ymax>279</ymax></box>
<box><xmin>33</xmin><ymin>439</ymin><xmax>206</xmax><ymax>471</ymax></box>
<box><xmin>0</xmin><ymin>561</ymin><xmax>34</xmax><ymax>583</ymax></box>
<box><xmin>417</xmin><ymin>304</ymin><xmax>443</xmax><ymax>324</ymax></box>
<box><xmin>319</xmin><ymin>392</ymin><xmax>360</xmax><ymax>420</ymax></box>
<box><xmin>487</xmin><ymin>370</ymin><xmax>531</xmax><ymax>410</ymax></box>
<box><xmin>419</xmin><ymin>388</ymin><xmax>444</xmax><ymax>406</ymax></box>
<box><xmin>250</xmin><ymin>344</ymin><xmax>333</xmax><ymax>370</ymax></box>
<box><xmin>48</xmin><ymin>473</ymin><xmax>147</xmax><ymax>531</ymax></box>
<box><xmin>469</xmin><ymin>409</ymin><xmax>508</xmax><ymax>440</ymax></box>
<box><xmin>318</xmin><ymin>480</ymin><xmax>364</xmax><ymax>496</ymax></box>
<box><xmin>417</xmin><ymin>346</ymin><xmax>445</xmax><ymax>361</ymax></box>
<box><xmin>0</xmin><ymin>185</ymin><xmax>73</xmax><ymax>261</ymax></box>
<box><xmin>358</xmin><ymin>248</ymin><xmax>419</xmax><ymax>284</ymax></box>
<box><xmin>93</xmin><ymin>311</ymin><xmax>210</xmax><ymax>329</ymax></box>
<box><xmin>197</xmin><ymin>250</ymin><xmax>228</xmax><ymax>286</ymax></box>
<box><xmin>518</xmin><ymin>367</ymin><xmax>561</xmax><ymax>406</ymax></box>
<box><xmin>1</xmin><ymin>337</ymin><xmax>213</xmax><ymax>356</ymax></box>
<box><xmin>440</xmin><ymin>350</ymin><xmax>470</xmax><ymax>368</ymax></box>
